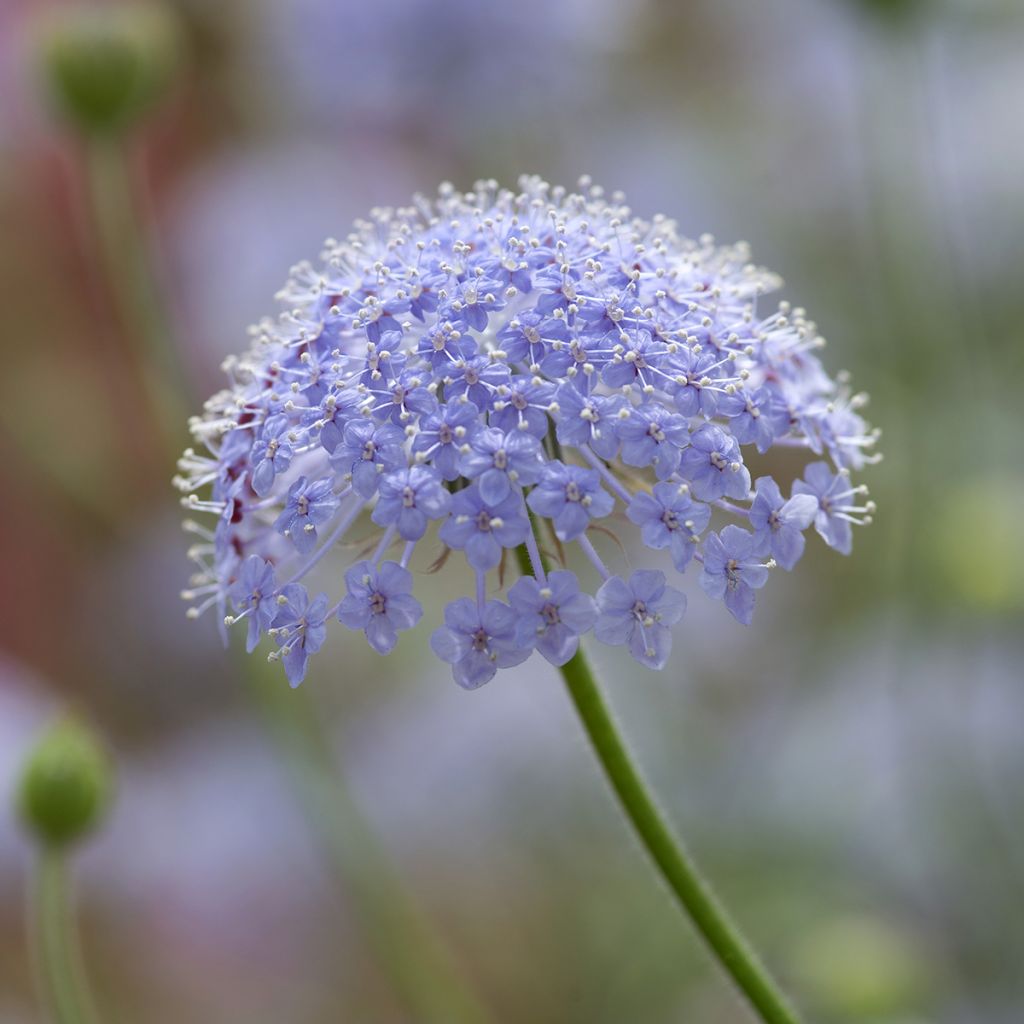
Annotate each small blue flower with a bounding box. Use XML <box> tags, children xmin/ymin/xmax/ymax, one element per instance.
<box><xmin>270</xmin><ymin>584</ymin><xmax>330</xmax><ymax>686</ymax></box>
<box><xmin>417</xmin><ymin>320</ymin><xmax>476</xmax><ymax>370</ymax></box>
<box><xmin>250</xmin><ymin>415</ymin><xmax>294</xmax><ymax>496</ymax></box>
<box><xmin>372</xmin><ymin>466</ymin><xmax>451</xmax><ymax>541</ymax></box>
<box><xmin>438</xmin><ymin>486</ymin><xmax>531</xmax><ymax>571</ymax></box>
<box><xmin>274</xmin><ymin>476</ymin><xmax>339</xmax><ymax>553</ymax></box>
<box><xmin>363</xmin><ymin>368</ymin><xmax>438</xmax><ymax>426</ymax></box>
<box><xmin>337</xmin><ymin>561</ymin><xmax>423</xmax><ymax>654</ymax></box>
<box><xmin>356</xmin><ymin>330</ymin><xmax>405</xmax><ymax>384</ymax></box>
<box><xmin>678</xmin><ymin>423</ymin><xmax>751</xmax><ymax>501</ymax></box>
<box><xmin>507</xmin><ymin>570</ymin><xmax>597</xmax><ymax>666</ymax></box>
<box><xmin>489</xmin><ymin>375</ymin><xmax>554</xmax><ymax>437</ymax></box>
<box><xmin>716</xmin><ymin>386</ymin><xmax>788</xmax><ymax>454</ymax></box>
<box><xmin>459</xmin><ymin>427</ymin><xmax>544</xmax><ymax>505</ymax></box>
<box><xmin>429</xmin><ymin>598</ymin><xmax>530</xmax><ymax>689</ymax></box>
<box><xmin>527</xmin><ymin>462</ymin><xmax>615</xmax><ymax>541</ymax></box>
<box><xmin>699</xmin><ymin>526</ymin><xmax>770</xmax><ymax>625</ymax></box>
<box><xmin>748</xmin><ymin>476</ymin><xmax>817</xmax><ymax>570</ymax></box>
<box><xmin>316</xmin><ymin>389</ymin><xmax>363</xmax><ymax>454</ymax></box>
<box><xmin>411</xmin><ymin>401</ymin><xmax>481</xmax><ymax>481</ymax></box>
<box><xmin>331</xmin><ymin>419</ymin><xmax>407</xmax><ymax>497</ymax></box>
<box><xmin>666</xmin><ymin>347</ymin><xmax>722</xmax><ymax>418</ymax></box>
<box><xmin>229</xmin><ymin>555</ymin><xmax>278</xmax><ymax>653</ymax></box>
<box><xmin>792</xmin><ymin>462</ymin><xmax>862</xmax><ymax>554</ymax></box>
<box><xmin>626</xmin><ymin>482</ymin><xmax>711</xmax><ymax>572</ymax></box>
<box><xmin>444</xmin><ymin>355</ymin><xmax>510</xmax><ymax>410</ymax></box>
<box><xmin>554</xmin><ymin>386</ymin><xmax>623</xmax><ymax>460</ymax></box>
<box><xmin>617</xmin><ymin>405</ymin><xmax>689</xmax><ymax>480</ymax></box>
<box><xmin>444</xmin><ymin>277</ymin><xmax>506</xmax><ymax>332</ymax></box>
<box><xmin>594</xmin><ymin>570</ymin><xmax>687</xmax><ymax>670</ymax></box>
<box><xmin>498</xmin><ymin>311</ymin><xmax>568</xmax><ymax>369</ymax></box>
<box><xmin>601</xmin><ymin>330</ymin><xmax>672</xmax><ymax>391</ymax></box>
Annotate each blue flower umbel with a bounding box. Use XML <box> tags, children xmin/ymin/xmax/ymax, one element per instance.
<box><xmin>177</xmin><ymin>176</ymin><xmax>878</xmax><ymax>687</ymax></box>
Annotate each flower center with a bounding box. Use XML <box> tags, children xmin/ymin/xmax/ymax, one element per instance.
<box><xmin>475</xmin><ymin>509</ymin><xmax>493</xmax><ymax>532</ymax></box>
<box><xmin>511</xmin><ymin>392</ymin><xmax>528</xmax><ymax>410</ymax></box>
<box><xmin>541</xmin><ymin>602</ymin><xmax>561</xmax><ymax>626</ymax></box>
<box><xmin>470</xmin><ymin>627</ymin><xmax>490</xmax><ymax>652</ymax></box>
<box><xmin>725</xmin><ymin>559</ymin><xmax>740</xmax><ymax>588</ymax></box>
<box><xmin>464</xmin><ymin>367</ymin><xmax>480</xmax><ymax>386</ymax></box>
<box><xmin>565</xmin><ymin>482</ymin><xmax>582</xmax><ymax>502</ymax></box>
<box><xmin>648</xmin><ymin>424</ymin><xmax>666</xmax><ymax>443</ymax></box>
<box><xmin>710</xmin><ymin>450</ymin><xmax>727</xmax><ymax>470</ymax></box>
<box><xmin>402</xmin><ymin>485</ymin><xmax>416</xmax><ymax>508</ymax></box>
<box><xmin>362</xmin><ymin>440</ymin><xmax>377</xmax><ymax>461</ymax></box>
<box><xmin>493</xmin><ymin>449</ymin><xmax>508</xmax><ymax>470</ymax></box>
<box><xmin>661</xmin><ymin>509</ymin><xmax>679</xmax><ymax>531</ymax></box>
<box><xmin>524</xmin><ymin>326</ymin><xmax>540</xmax><ymax>344</ymax></box>
<box><xmin>296</xmin><ymin>496</ymin><xmax>309</xmax><ymax>515</ymax></box>
<box><xmin>438</xmin><ymin>423</ymin><xmax>454</xmax><ymax>444</ymax></box>
<box><xmin>369</xmin><ymin>591</ymin><xmax>387</xmax><ymax>615</ymax></box>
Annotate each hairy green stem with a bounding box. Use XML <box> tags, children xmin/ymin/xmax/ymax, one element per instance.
<box><xmin>514</xmin><ymin>543</ymin><xmax>801</xmax><ymax>1024</ymax></box>
<box><xmin>30</xmin><ymin>849</ymin><xmax>100</xmax><ymax>1024</ymax></box>
<box><xmin>248</xmin><ymin>659</ymin><xmax>493</xmax><ymax>1024</ymax></box>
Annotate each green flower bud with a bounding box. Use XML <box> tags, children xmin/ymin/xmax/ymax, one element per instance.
<box><xmin>38</xmin><ymin>5</ymin><xmax>180</xmax><ymax>137</ymax></box>
<box><xmin>18</xmin><ymin>719</ymin><xmax>113</xmax><ymax>849</ymax></box>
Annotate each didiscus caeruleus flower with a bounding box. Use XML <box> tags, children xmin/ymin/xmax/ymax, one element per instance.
<box><xmin>177</xmin><ymin>176</ymin><xmax>878</xmax><ymax>687</ymax></box>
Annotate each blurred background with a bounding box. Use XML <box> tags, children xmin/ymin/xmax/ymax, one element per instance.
<box><xmin>1</xmin><ymin>0</ymin><xmax>1023</xmax><ymax>1021</ymax></box>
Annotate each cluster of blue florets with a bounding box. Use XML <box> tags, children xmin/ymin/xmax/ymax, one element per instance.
<box><xmin>177</xmin><ymin>176</ymin><xmax>878</xmax><ymax>688</ymax></box>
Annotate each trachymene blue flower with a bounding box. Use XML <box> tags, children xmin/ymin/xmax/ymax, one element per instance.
<box><xmin>508</xmin><ymin>570</ymin><xmax>598</xmax><ymax>666</ymax></box>
<box><xmin>527</xmin><ymin>462</ymin><xmax>614</xmax><ymax>541</ymax></box>
<box><xmin>178</xmin><ymin>176</ymin><xmax>877</xmax><ymax>686</ymax></box>
<box><xmin>429</xmin><ymin>598</ymin><xmax>530</xmax><ymax>689</ymax></box>
<box><xmin>269</xmin><ymin>584</ymin><xmax>330</xmax><ymax>686</ymax></box>
<box><xmin>699</xmin><ymin>526</ymin><xmax>772</xmax><ymax>625</ymax></box>
<box><xmin>748</xmin><ymin>477</ymin><xmax>818</xmax><ymax>570</ymax></box>
<box><xmin>626</xmin><ymin>483</ymin><xmax>711</xmax><ymax>572</ymax></box>
<box><xmin>438</xmin><ymin>486</ymin><xmax>530</xmax><ymax>572</ymax></box>
<box><xmin>594</xmin><ymin>571</ymin><xmax>687</xmax><ymax>670</ymax></box>
<box><xmin>338</xmin><ymin>561</ymin><xmax>423</xmax><ymax>654</ymax></box>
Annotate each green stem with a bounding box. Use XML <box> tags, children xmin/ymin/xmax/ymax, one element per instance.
<box><xmin>31</xmin><ymin>848</ymin><xmax>100</xmax><ymax>1024</ymax></box>
<box><xmin>514</xmin><ymin>543</ymin><xmax>802</xmax><ymax>1024</ymax></box>
<box><xmin>247</xmin><ymin>659</ymin><xmax>494</xmax><ymax>1024</ymax></box>
<box><xmin>83</xmin><ymin>136</ymin><xmax>189</xmax><ymax>452</ymax></box>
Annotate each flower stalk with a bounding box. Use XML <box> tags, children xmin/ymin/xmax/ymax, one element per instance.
<box><xmin>30</xmin><ymin>849</ymin><xmax>101</xmax><ymax>1024</ymax></box>
<box><xmin>514</xmin><ymin>541</ymin><xmax>801</xmax><ymax>1024</ymax></box>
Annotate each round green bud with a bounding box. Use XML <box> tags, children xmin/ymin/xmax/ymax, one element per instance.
<box><xmin>37</xmin><ymin>5</ymin><xmax>180</xmax><ymax>137</ymax></box>
<box><xmin>17</xmin><ymin>719</ymin><xmax>114</xmax><ymax>849</ymax></box>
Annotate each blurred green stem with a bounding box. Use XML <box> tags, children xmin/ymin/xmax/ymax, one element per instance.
<box><xmin>30</xmin><ymin>849</ymin><xmax>99</xmax><ymax>1024</ymax></box>
<box><xmin>248</xmin><ymin>659</ymin><xmax>493</xmax><ymax>1024</ymax></box>
<box><xmin>514</xmin><ymin>543</ymin><xmax>801</xmax><ymax>1024</ymax></box>
<box><xmin>83</xmin><ymin>136</ymin><xmax>188</xmax><ymax>450</ymax></box>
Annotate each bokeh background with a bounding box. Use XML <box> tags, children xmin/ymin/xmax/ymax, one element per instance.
<box><xmin>2</xmin><ymin>0</ymin><xmax>1023</xmax><ymax>1021</ymax></box>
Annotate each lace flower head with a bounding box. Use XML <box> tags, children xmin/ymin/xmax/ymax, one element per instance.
<box><xmin>177</xmin><ymin>176</ymin><xmax>878</xmax><ymax>687</ymax></box>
